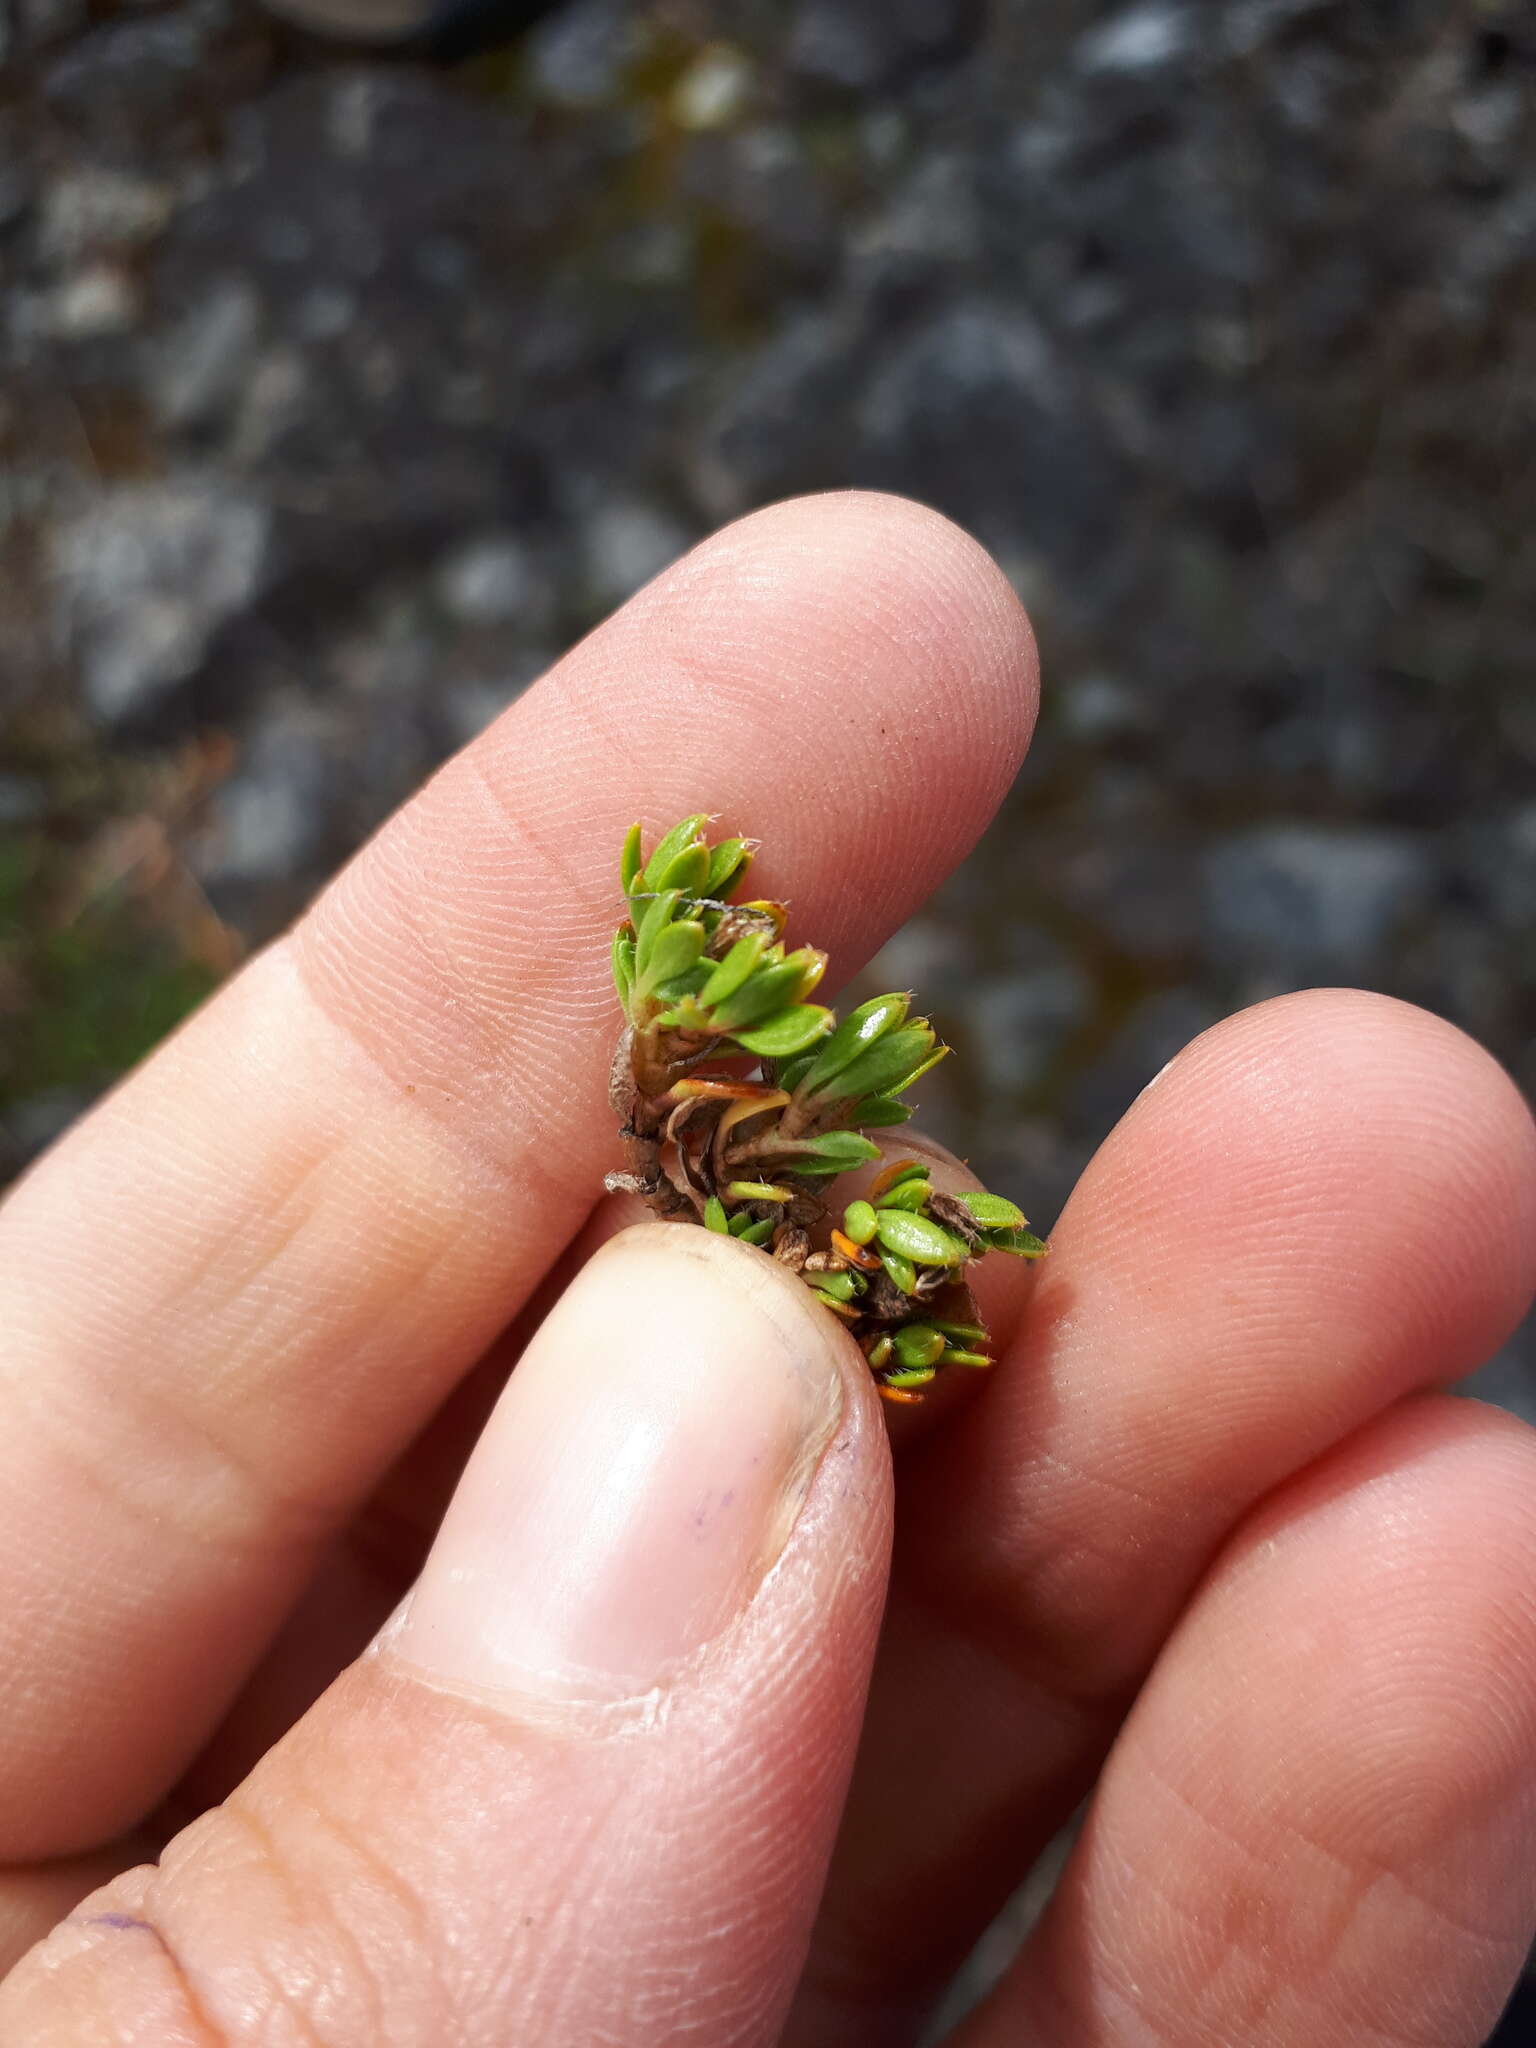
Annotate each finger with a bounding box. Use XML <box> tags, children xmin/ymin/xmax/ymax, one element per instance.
<box><xmin>0</xmin><ymin>1224</ymin><xmax>894</xmax><ymax>2048</ymax></box>
<box><xmin>789</xmin><ymin>991</ymin><xmax>1536</xmax><ymax>2041</ymax></box>
<box><xmin>0</xmin><ymin>491</ymin><xmax>1037</xmax><ymax>1857</ymax></box>
<box><xmin>954</xmin><ymin>1396</ymin><xmax>1536</xmax><ymax>2047</ymax></box>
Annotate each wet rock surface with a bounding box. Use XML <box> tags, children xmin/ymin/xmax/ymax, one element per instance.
<box><xmin>2</xmin><ymin>0</ymin><xmax>1534</xmax><ymax>1432</ymax></box>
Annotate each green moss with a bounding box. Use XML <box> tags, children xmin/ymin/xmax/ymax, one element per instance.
<box><xmin>0</xmin><ymin>829</ymin><xmax>219</xmax><ymax>1116</ymax></box>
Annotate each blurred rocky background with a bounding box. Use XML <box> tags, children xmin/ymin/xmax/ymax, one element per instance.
<box><xmin>1</xmin><ymin>3</ymin><xmax>1533</xmax><ymax>1356</ymax></box>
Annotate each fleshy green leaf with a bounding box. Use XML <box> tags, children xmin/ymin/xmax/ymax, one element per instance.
<box><xmin>633</xmin><ymin>887</ymin><xmax>681</xmax><ymax>977</ymax></box>
<box><xmin>824</xmin><ymin>1024</ymin><xmax>938</xmax><ymax>1105</ymax></box>
<box><xmin>697</xmin><ymin>933</ymin><xmax>767</xmax><ymax>1011</ymax></box>
<box><xmin>643</xmin><ymin>815</ymin><xmax>709</xmax><ymax>891</ymax></box>
<box><xmin>850</xmin><ymin>1096</ymin><xmax>913</xmax><ymax>1128</ymax></box>
<box><xmin>777</xmin><ymin>1130</ymin><xmax>880</xmax><ymax>1175</ymax></box>
<box><xmin>876</xmin><ymin>1176</ymin><xmax>931</xmax><ymax>1212</ymax></box>
<box><xmin>652</xmin><ymin>963</ymin><xmax>711</xmax><ymax>1006</ymax></box>
<box><xmin>795</xmin><ymin>993</ymin><xmax>910</xmax><ymax>1094</ymax></box>
<box><xmin>725</xmin><ymin>1179</ymin><xmax>792</xmax><ymax>1202</ymax></box>
<box><xmin>883</xmin><ymin>1364</ymin><xmax>937</xmax><ymax>1390</ymax></box>
<box><xmin>893</xmin><ymin>1323</ymin><xmax>946</xmax><ymax>1371</ymax></box>
<box><xmin>940</xmin><ymin>1348</ymin><xmax>993</xmax><ymax>1368</ymax></box>
<box><xmin>727</xmin><ymin>1210</ymin><xmax>756</xmax><ymax>1237</ymax></box>
<box><xmin>710</xmin><ymin>949</ymin><xmax>825</xmax><ymax>1030</ymax></box>
<box><xmin>738</xmin><ymin>1217</ymin><xmax>775</xmax><ymax>1246</ymax></box>
<box><xmin>733</xmin><ymin>1004</ymin><xmax>834</xmax><ymax>1059</ymax></box>
<box><xmin>879</xmin><ymin>1246</ymin><xmax>918</xmax><ymax>1294</ymax></box>
<box><xmin>842</xmin><ymin>1199</ymin><xmax>878</xmax><ymax>1246</ymax></box>
<box><xmin>806</xmin><ymin>1270</ymin><xmax>860</xmax><ymax>1303</ymax></box>
<box><xmin>643</xmin><ymin>920</ymin><xmax>707</xmax><ymax>989</ymax></box>
<box><xmin>620</xmin><ymin>822</ymin><xmax>644</xmax><ymax>897</ymax></box>
<box><xmin>705</xmin><ymin>836</ymin><xmax>752</xmax><ymax>898</ymax></box>
<box><xmin>985</xmin><ymin>1227</ymin><xmax>1049</xmax><ymax>1259</ymax></box>
<box><xmin>649</xmin><ymin>840</ymin><xmax>711</xmax><ymax>898</ymax></box>
<box><xmin>929</xmin><ymin>1317</ymin><xmax>988</xmax><ymax>1342</ymax></box>
<box><xmin>873</xmin><ymin>1209</ymin><xmax>969</xmax><ymax>1267</ymax></box>
<box><xmin>873</xmin><ymin>1161</ymin><xmax>930</xmax><ymax>1195</ymax></box>
<box><xmin>611</xmin><ymin>931</ymin><xmax>635</xmax><ymax>1011</ymax></box>
<box><xmin>954</xmin><ymin>1189</ymin><xmax>1027</xmax><ymax>1230</ymax></box>
<box><xmin>704</xmin><ymin>1196</ymin><xmax>729</xmax><ymax>1234</ymax></box>
<box><xmin>773</xmin><ymin>1050</ymin><xmax>820</xmax><ymax>1092</ymax></box>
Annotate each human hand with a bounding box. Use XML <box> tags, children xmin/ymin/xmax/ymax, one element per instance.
<box><xmin>2</xmin><ymin>494</ymin><xmax>1534</xmax><ymax>2047</ymax></box>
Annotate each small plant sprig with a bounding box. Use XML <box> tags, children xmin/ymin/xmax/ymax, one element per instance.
<box><xmin>606</xmin><ymin>816</ymin><xmax>1046</xmax><ymax>1402</ymax></box>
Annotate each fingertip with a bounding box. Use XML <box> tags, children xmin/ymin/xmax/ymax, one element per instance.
<box><xmin>1080</xmin><ymin>986</ymin><xmax>1536</xmax><ymax>1387</ymax></box>
<box><xmin>631</xmin><ymin>491</ymin><xmax>1039</xmax><ymax>901</ymax></box>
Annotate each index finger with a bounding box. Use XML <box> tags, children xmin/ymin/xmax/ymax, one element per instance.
<box><xmin>0</xmin><ymin>490</ymin><xmax>1037</xmax><ymax>1860</ymax></box>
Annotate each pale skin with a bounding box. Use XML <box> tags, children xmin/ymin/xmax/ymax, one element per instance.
<box><xmin>1</xmin><ymin>492</ymin><xmax>1535</xmax><ymax>2047</ymax></box>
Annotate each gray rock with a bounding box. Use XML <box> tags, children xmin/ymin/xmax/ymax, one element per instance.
<box><xmin>51</xmin><ymin>478</ymin><xmax>271</xmax><ymax>726</ymax></box>
<box><xmin>856</xmin><ymin>299</ymin><xmax>1122</xmax><ymax>567</ymax></box>
<box><xmin>1201</xmin><ymin>825</ymin><xmax>1435</xmax><ymax>977</ymax></box>
<box><xmin>692</xmin><ymin>308</ymin><xmax>867</xmax><ymax>519</ymax></box>
<box><xmin>580</xmin><ymin>498</ymin><xmax>692</xmax><ymax>611</ymax></box>
<box><xmin>193</xmin><ymin>694</ymin><xmax>338</xmax><ymax>891</ymax></box>
<box><xmin>789</xmin><ymin>0</ymin><xmax>980</xmax><ymax>91</ymax></box>
<box><xmin>433</xmin><ymin>533</ymin><xmax>537</xmax><ymax>629</ymax></box>
<box><xmin>38</xmin><ymin>262</ymin><xmax>140</xmax><ymax>337</ymax></box>
<box><xmin>849</xmin><ymin>151</ymin><xmax>980</xmax><ymax>295</ymax></box>
<box><xmin>36</xmin><ymin>166</ymin><xmax>174</xmax><ymax>264</ymax></box>
<box><xmin>0</xmin><ymin>775</ymin><xmax>46</xmax><ymax>826</ymax></box>
<box><xmin>967</xmin><ymin>937</ymin><xmax>1093</xmax><ymax>1099</ymax></box>
<box><xmin>1075</xmin><ymin>0</ymin><xmax>1194</xmax><ymax>76</ymax></box>
<box><xmin>145</xmin><ymin>277</ymin><xmax>262</xmax><ymax>429</ymax></box>
<box><xmin>525</xmin><ymin>0</ymin><xmax>643</xmax><ymax>108</ymax></box>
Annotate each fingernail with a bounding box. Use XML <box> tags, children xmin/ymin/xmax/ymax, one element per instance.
<box><xmin>390</xmin><ymin>1223</ymin><xmax>847</xmax><ymax>1701</ymax></box>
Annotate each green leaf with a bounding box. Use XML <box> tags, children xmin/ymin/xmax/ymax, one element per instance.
<box><xmin>727</xmin><ymin>1211</ymin><xmax>756</xmax><ymax>1237</ymax></box>
<box><xmin>704</xmin><ymin>1196</ymin><xmax>729</xmax><ymax>1234</ymax></box>
<box><xmin>806</xmin><ymin>1270</ymin><xmax>860</xmax><ymax>1303</ymax></box>
<box><xmin>893</xmin><ymin>1323</ymin><xmax>946</xmax><ymax>1371</ymax></box>
<box><xmin>633</xmin><ymin>888</ymin><xmax>681</xmax><ymax>977</ymax></box>
<box><xmin>725</xmin><ymin>1179</ymin><xmax>792</xmax><ymax>1202</ymax></box>
<box><xmin>611</xmin><ymin>930</ymin><xmax>635</xmax><ymax>1012</ymax></box>
<box><xmin>841</xmin><ymin>1198</ymin><xmax>878</xmax><ymax>1246</ymax></box>
<box><xmin>733</xmin><ymin>1004</ymin><xmax>834</xmax><ymax>1059</ymax></box>
<box><xmin>940</xmin><ymin>1348</ymin><xmax>993</xmax><ymax>1368</ymax></box>
<box><xmin>883</xmin><ymin>1364</ymin><xmax>937</xmax><ymax>1390</ymax></box>
<box><xmin>954</xmin><ymin>1190</ymin><xmax>1027</xmax><ymax>1230</ymax></box>
<box><xmin>697</xmin><ymin>933</ymin><xmax>766</xmax><ymax>1010</ymax></box>
<box><xmin>710</xmin><ymin>949</ymin><xmax>825</xmax><ymax>1030</ymax></box>
<box><xmin>738</xmin><ymin>1218</ymin><xmax>775</xmax><ymax>1246</ymax></box>
<box><xmin>705</xmin><ymin>836</ymin><xmax>752</xmax><ymax>898</ymax></box>
<box><xmin>650</xmin><ymin>840</ymin><xmax>711</xmax><ymax>898</ymax></box>
<box><xmin>866</xmin><ymin>1334</ymin><xmax>893</xmax><ymax>1369</ymax></box>
<box><xmin>643</xmin><ymin>815</ymin><xmax>709</xmax><ymax>891</ymax></box>
<box><xmin>985</xmin><ymin>1227</ymin><xmax>1049</xmax><ymax>1259</ymax></box>
<box><xmin>873</xmin><ymin>1209</ymin><xmax>968</xmax><ymax>1267</ymax></box>
<box><xmin>929</xmin><ymin>1317</ymin><xmax>987</xmax><ymax>1342</ymax></box>
<box><xmin>620</xmin><ymin>822</ymin><xmax>644</xmax><ymax>897</ymax></box>
<box><xmin>875</xmin><ymin>1162</ymin><xmax>930</xmax><ymax>1193</ymax></box>
<box><xmin>652</xmin><ymin>963</ymin><xmax>711</xmax><ymax>1007</ymax></box>
<box><xmin>643</xmin><ymin>920</ymin><xmax>706</xmax><ymax>989</ymax></box>
<box><xmin>876</xmin><ymin>1176</ymin><xmax>931</xmax><ymax>1212</ymax></box>
<box><xmin>879</xmin><ymin>1246</ymin><xmax>917</xmax><ymax>1295</ymax></box>
<box><xmin>850</xmin><ymin>1096</ymin><xmax>913</xmax><ymax>1128</ymax></box>
<box><xmin>774</xmin><ymin>1050</ymin><xmax>820</xmax><ymax>1092</ymax></box>
<box><xmin>825</xmin><ymin>1024</ymin><xmax>938</xmax><ymax>1105</ymax></box>
<box><xmin>778</xmin><ymin>1130</ymin><xmax>880</xmax><ymax>1175</ymax></box>
<box><xmin>795</xmin><ymin>992</ymin><xmax>910</xmax><ymax>1094</ymax></box>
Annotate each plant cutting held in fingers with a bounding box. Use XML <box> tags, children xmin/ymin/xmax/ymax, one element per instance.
<box><xmin>606</xmin><ymin>816</ymin><xmax>1047</xmax><ymax>1403</ymax></box>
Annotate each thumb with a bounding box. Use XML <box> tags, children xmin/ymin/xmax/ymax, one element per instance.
<box><xmin>3</xmin><ymin>1225</ymin><xmax>892</xmax><ymax>2047</ymax></box>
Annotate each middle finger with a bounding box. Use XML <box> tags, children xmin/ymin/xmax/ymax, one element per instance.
<box><xmin>788</xmin><ymin>987</ymin><xmax>1536</xmax><ymax>2044</ymax></box>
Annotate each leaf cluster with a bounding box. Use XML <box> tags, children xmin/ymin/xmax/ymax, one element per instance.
<box><xmin>608</xmin><ymin>817</ymin><xmax>1045</xmax><ymax>1403</ymax></box>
